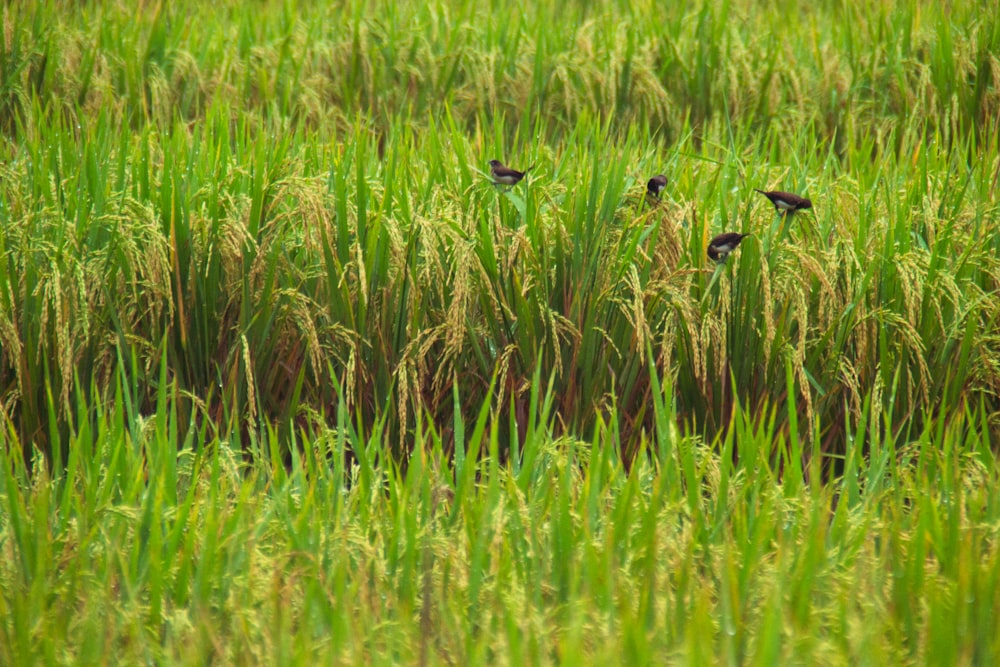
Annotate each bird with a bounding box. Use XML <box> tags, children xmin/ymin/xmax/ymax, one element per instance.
<box><xmin>707</xmin><ymin>232</ymin><xmax>751</xmax><ymax>263</ymax></box>
<box><xmin>647</xmin><ymin>174</ymin><xmax>668</xmax><ymax>200</ymax></box>
<box><xmin>489</xmin><ymin>160</ymin><xmax>533</xmax><ymax>186</ymax></box>
<box><xmin>755</xmin><ymin>189</ymin><xmax>812</xmax><ymax>214</ymax></box>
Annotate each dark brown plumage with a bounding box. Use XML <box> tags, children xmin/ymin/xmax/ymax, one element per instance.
<box><xmin>755</xmin><ymin>189</ymin><xmax>812</xmax><ymax>213</ymax></box>
<box><xmin>647</xmin><ymin>174</ymin><xmax>668</xmax><ymax>199</ymax></box>
<box><xmin>489</xmin><ymin>159</ymin><xmax>533</xmax><ymax>186</ymax></box>
<box><xmin>707</xmin><ymin>232</ymin><xmax>751</xmax><ymax>263</ymax></box>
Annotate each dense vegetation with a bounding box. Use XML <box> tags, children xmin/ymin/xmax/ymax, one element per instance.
<box><xmin>1</xmin><ymin>0</ymin><xmax>998</xmax><ymax>663</ymax></box>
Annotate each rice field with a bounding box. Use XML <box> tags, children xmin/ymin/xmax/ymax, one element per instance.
<box><xmin>1</xmin><ymin>0</ymin><xmax>999</xmax><ymax>664</ymax></box>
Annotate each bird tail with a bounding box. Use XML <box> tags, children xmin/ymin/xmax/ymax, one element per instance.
<box><xmin>523</xmin><ymin>165</ymin><xmax>535</xmax><ymax>174</ymax></box>
<box><xmin>753</xmin><ymin>189</ymin><xmax>767</xmax><ymax>195</ymax></box>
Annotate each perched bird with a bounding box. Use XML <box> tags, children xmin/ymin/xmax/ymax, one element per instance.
<box><xmin>647</xmin><ymin>174</ymin><xmax>668</xmax><ymax>200</ymax></box>
<box><xmin>755</xmin><ymin>189</ymin><xmax>812</xmax><ymax>214</ymax></box>
<box><xmin>707</xmin><ymin>232</ymin><xmax>750</xmax><ymax>263</ymax></box>
<box><xmin>489</xmin><ymin>159</ymin><xmax>533</xmax><ymax>186</ymax></box>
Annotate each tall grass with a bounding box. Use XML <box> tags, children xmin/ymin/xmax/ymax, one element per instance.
<box><xmin>3</xmin><ymin>100</ymin><xmax>997</xmax><ymax>460</ymax></box>
<box><xmin>4</xmin><ymin>0</ymin><xmax>1000</xmax><ymax>141</ymax></box>
<box><xmin>3</xmin><ymin>1</ymin><xmax>999</xmax><ymax>458</ymax></box>
<box><xmin>1</xmin><ymin>367</ymin><xmax>998</xmax><ymax>664</ymax></box>
<box><xmin>1</xmin><ymin>0</ymin><xmax>999</xmax><ymax>662</ymax></box>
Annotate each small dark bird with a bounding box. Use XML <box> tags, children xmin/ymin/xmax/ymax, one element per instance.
<box><xmin>489</xmin><ymin>159</ymin><xmax>533</xmax><ymax>186</ymax></box>
<box><xmin>755</xmin><ymin>189</ymin><xmax>812</xmax><ymax>214</ymax></box>
<box><xmin>707</xmin><ymin>232</ymin><xmax>751</xmax><ymax>263</ymax></box>
<box><xmin>647</xmin><ymin>174</ymin><xmax>668</xmax><ymax>200</ymax></box>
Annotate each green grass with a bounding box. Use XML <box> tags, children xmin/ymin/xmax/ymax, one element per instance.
<box><xmin>1</xmin><ymin>0</ymin><xmax>999</xmax><ymax>663</ymax></box>
<box><xmin>2</xmin><ymin>370</ymin><xmax>999</xmax><ymax>664</ymax></box>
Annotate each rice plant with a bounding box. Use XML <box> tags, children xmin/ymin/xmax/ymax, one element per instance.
<box><xmin>1</xmin><ymin>0</ymin><xmax>999</xmax><ymax>663</ymax></box>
